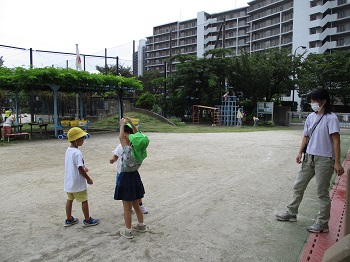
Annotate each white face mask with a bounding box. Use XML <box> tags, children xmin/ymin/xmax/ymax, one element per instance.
<box><xmin>310</xmin><ymin>102</ymin><xmax>322</xmax><ymax>112</ymax></box>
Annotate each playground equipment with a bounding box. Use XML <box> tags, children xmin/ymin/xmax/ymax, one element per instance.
<box><xmin>192</xmin><ymin>96</ymin><xmax>241</xmax><ymax>126</ymax></box>
<box><xmin>192</xmin><ymin>105</ymin><xmax>220</xmax><ymax>126</ymax></box>
<box><xmin>216</xmin><ymin>95</ymin><xmax>239</xmax><ymax>126</ymax></box>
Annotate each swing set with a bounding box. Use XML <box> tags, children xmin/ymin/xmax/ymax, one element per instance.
<box><xmin>192</xmin><ymin>105</ymin><xmax>221</xmax><ymax>126</ymax></box>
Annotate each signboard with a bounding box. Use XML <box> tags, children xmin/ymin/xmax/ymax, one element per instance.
<box><xmin>257</xmin><ymin>102</ymin><xmax>274</xmax><ymax>123</ymax></box>
<box><xmin>257</xmin><ymin>102</ymin><xmax>274</xmax><ymax>114</ymax></box>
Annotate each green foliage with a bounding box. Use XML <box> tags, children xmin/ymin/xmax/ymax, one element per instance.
<box><xmin>227</xmin><ymin>48</ymin><xmax>293</xmax><ymax>103</ymax></box>
<box><xmin>151</xmin><ymin>104</ymin><xmax>162</xmax><ymax>115</ymax></box>
<box><xmin>135</xmin><ymin>91</ymin><xmax>156</xmax><ymax>110</ymax></box>
<box><xmin>136</xmin><ymin>50</ymin><xmax>350</xmax><ymax>117</ymax></box>
<box><xmin>238</xmin><ymin>99</ymin><xmax>254</xmax><ymax>114</ymax></box>
<box><xmin>298</xmin><ymin>51</ymin><xmax>350</xmax><ymax>106</ymax></box>
<box><xmin>138</xmin><ymin>71</ymin><xmax>164</xmax><ymax>94</ymax></box>
<box><xmin>96</xmin><ymin>64</ymin><xmax>133</xmax><ymax>78</ymax></box>
<box><xmin>0</xmin><ymin>66</ymin><xmax>143</xmax><ymax>92</ymax></box>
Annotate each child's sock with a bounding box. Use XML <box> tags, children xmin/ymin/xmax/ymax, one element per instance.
<box><xmin>126</xmin><ymin>228</ymin><xmax>132</xmax><ymax>233</ymax></box>
<box><xmin>137</xmin><ymin>223</ymin><xmax>144</xmax><ymax>226</ymax></box>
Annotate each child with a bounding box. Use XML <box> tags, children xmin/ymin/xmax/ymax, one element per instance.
<box><xmin>110</xmin><ymin>123</ymin><xmax>149</xmax><ymax>214</ymax></box>
<box><xmin>1</xmin><ymin>111</ymin><xmax>14</xmax><ymax>141</ymax></box>
<box><xmin>64</xmin><ymin>127</ymin><xmax>99</xmax><ymax>227</ymax></box>
<box><xmin>236</xmin><ymin>107</ymin><xmax>243</xmax><ymax>127</ymax></box>
<box><xmin>114</xmin><ymin>117</ymin><xmax>150</xmax><ymax>239</ymax></box>
<box><xmin>253</xmin><ymin>116</ymin><xmax>259</xmax><ymax>126</ymax></box>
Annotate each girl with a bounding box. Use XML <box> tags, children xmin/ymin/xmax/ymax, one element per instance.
<box><xmin>114</xmin><ymin>117</ymin><xmax>150</xmax><ymax>239</ymax></box>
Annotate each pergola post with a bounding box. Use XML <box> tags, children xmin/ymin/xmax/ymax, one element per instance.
<box><xmin>50</xmin><ymin>85</ymin><xmax>60</xmax><ymax>138</ymax></box>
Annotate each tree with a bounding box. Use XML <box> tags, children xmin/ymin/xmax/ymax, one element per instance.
<box><xmin>298</xmin><ymin>51</ymin><xmax>350</xmax><ymax>106</ymax></box>
<box><xmin>95</xmin><ymin>64</ymin><xmax>133</xmax><ymax>78</ymax></box>
<box><xmin>138</xmin><ymin>70</ymin><xmax>165</xmax><ymax>94</ymax></box>
<box><xmin>0</xmin><ymin>56</ymin><xmax>4</xmax><ymax>67</ymax></box>
<box><xmin>135</xmin><ymin>91</ymin><xmax>156</xmax><ymax>110</ymax></box>
<box><xmin>227</xmin><ymin>49</ymin><xmax>293</xmax><ymax>103</ymax></box>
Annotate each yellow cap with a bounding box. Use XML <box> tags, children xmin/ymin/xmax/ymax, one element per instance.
<box><xmin>67</xmin><ymin>127</ymin><xmax>88</xmax><ymax>142</ymax></box>
<box><xmin>5</xmin><ymin>110</ymin><xmax>11</xmax><ymax>117</ymax></box>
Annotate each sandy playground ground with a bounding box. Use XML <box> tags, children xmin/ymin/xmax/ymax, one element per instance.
<box><xmin>1</xmin><ymin>129</ymin><xmax>348</xmax><ymax>262</ymax></box>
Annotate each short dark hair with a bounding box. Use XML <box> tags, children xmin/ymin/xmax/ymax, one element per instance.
<box><xmin>124</xmin><ymin>124</ymin><xmax>134</xmax><ymax>134</ymax></box>
<box><xmin>307</xmin><ymin>88</ymin><xmax>331</xmax><ymax>114</ymax></box>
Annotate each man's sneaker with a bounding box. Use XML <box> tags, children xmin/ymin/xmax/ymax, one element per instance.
<box><xmin>64</xmin><ymin>216</ymin><xmax>79</xmax><ymax>227</ymax></box>
<box><xmin>307</xmin><ymin>223</ymin><xmax>329</xmax><ymax>233</ymax></box>
<box><xmin>120</xmin><ymin>229</ymin><xmax>134</xmax><ymax>239</ymax></box>
<box><xmin>275</xmin><ymin>211</ymin><xmax>297</xmax><ymax>222</ymax></box>
<box><xmin>140</xmin><ymin>205</ymin><xmax>148</xmax><ymax>214</ymax></box>
<box><xmin>132</xmin><ymin>224</ymin><xmax>148</xmax><ymax>233</ymax></box>
<box><xmin>83</xmin><ymin>217</ymin><xmax>100</xmax><ymax>227</ymax></box>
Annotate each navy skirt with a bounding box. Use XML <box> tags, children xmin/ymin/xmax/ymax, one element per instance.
<box><xmin>114</xmin><ymin>170</ymin><xmax>145</xmax><ymax>201</ymax></box>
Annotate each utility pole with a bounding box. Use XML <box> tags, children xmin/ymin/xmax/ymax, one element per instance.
<box><xmin>164</xmin><ymin>61</ymin><xmax>167</xmax><ymax>117</ymax></box>
<box><xmin>105</xmin><ymin>48</ymin><xmax>108</xmax><ymax>75</ymax></box>
<box><xmin>169</xmin><ymin>30</ymin><xmax>172</xmax><ymax>75</ymax></box>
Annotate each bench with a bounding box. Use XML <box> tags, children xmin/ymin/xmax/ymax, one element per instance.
<box><xmin>5</xmin><ymin>132</ymin><xmax>31</xmax><ymax>142</ymax></box>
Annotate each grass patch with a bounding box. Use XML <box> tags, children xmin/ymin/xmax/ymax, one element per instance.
<box><xmin>89</xmin><ymin>112</ymin><xmax>289</xmax><ymax>133</ymax></box>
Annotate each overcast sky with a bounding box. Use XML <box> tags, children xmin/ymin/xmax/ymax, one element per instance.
<box><xmin>1</xmin><ymin>0</ymin><xmax>249</xmax><ymax>70</ymax></box>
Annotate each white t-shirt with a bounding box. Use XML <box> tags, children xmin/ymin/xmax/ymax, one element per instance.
<box><xmin>64</xmin><ymin>147</ymin><xmax>87</xmax><ymax>193</ymax></box>
<box><xmin>303</xmin><ymin>112</ymin><xmax>340</xmax><ymax>158</ymax></box>
<box><xmin>112</xmin><ymin>144</ymin><xmax>123</xmax><ymax>174</ymax></box>
<box><xmin>3</xmin><ymin>115</ymin><xmax>14</xmax><ymax>126</ymax></box>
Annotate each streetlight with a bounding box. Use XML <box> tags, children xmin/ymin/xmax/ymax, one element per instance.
<box><xmin>292</xmin><ymin>45</ymin><xmax>307</xmax><ymax>111</ymax></box>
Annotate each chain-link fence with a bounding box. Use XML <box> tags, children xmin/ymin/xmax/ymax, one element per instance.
<box><xmin>0</xmin><ymin>43</ymin><xmax>134</xmax><ymax>72</ymax></box>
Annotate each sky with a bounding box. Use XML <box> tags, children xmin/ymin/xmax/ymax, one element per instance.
<box><xmin>0</xmin><ymin>0</ymin><xmax>249</xmax><ymax>70</ymax></box>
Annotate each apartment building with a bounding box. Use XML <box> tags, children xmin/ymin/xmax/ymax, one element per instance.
<box><xmin>143</xmin><ymin>0</ymin><xmax>350</xmax><ymax>75</ymax></box>
<box><xmin>144</xmin><ymin>8</ymin><xmax>249</xmax><ymax>74</ymax></box>
<box><xmin>145</xmin><ymin>19</ymin><xmax>197</xmax><ymax>73</ymax></box>
<box><xmin>247</xmin><ymin>0</ymin><xmax>294</xmax><ymax>53</ymax></box>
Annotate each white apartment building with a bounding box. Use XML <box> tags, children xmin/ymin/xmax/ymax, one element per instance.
<box><xmin>142</xmin><ymin>0</ymin><xmax>350</xmax><ymax>107</ymax></box>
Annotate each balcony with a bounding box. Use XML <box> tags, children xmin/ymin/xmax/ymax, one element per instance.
<box><xmin>309</xmin><ymin>14</ymin><xmax>337</xmax><ymax>28</ymax></box>
<box><xmin>308</xmin><ymin>27</ymin><xmax>337</xmax><ymax>41</ymax></box>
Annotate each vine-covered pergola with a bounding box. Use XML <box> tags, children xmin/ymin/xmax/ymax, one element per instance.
<box><xmin>0</xmin><ymin>66</ymin><xmax>143</xmax><ymax>137</ymax></box>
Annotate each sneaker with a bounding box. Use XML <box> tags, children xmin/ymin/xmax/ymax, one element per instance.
<box><xmin>132</xmin><ymin>224</ymin><xmax>148</xmax><ymax>233</ymax></box>
<box><xmin>64</xmin><ymin>216</ymin><xmax>79</xmax><ymax>227</ymax></box>
<box><xmin>120</xmin><ymin>229</ymin><xmax>134</xmax><ymax>239</ymax></box>
<box><xmin>83</xmin><ymin>217</ymin><xmax>100</xmax><ymax>227</ymax></box>
<box><xmin>307</xmin><ymin>223</ymin><xmax>329</xmax><ymax>233</ymax></box>
<box><xmin>275</xmin><ymin>211</ymin><xmax>297</xmax><ymax>222</ymax></box>
<box><xmin>140</xmin><ymin>205</ymin><xmax>148</xmax><ymax>214</ymax></box>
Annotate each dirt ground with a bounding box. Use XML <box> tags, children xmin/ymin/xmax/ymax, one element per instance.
<box><xmin>1</xmin><ymin>129</ymin><xmax>346</xmax><ymax>262</ymax></box>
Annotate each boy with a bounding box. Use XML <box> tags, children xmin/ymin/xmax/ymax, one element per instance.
<box><xmin>64</xmin><ymin>127</ymin><xmax>99</xmax><ymax>227</ymax></box>
<box><xmin>110</xmin><ymin>123</ymin><xmax>149</xmax><ymax>214</ymax></box>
